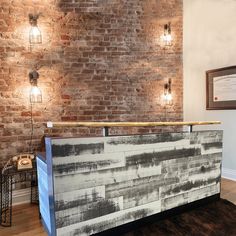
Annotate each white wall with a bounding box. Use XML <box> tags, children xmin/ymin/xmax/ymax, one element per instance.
<box><xmin>183</xmin><ymin>0</ymin><xmax>236</xmax><ymax>180</ymax></box>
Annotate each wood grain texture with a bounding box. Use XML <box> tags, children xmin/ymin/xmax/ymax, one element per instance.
<box><xmin>47</xmin><ymin>121</ymin><xmax>221</xmax><ymax>128</ymax></box>
<box><xmin>2</xmin><ymin>179</ymin><xmax>236</xmax><ymax>236</ymax></box>
<box><xmin>40</xmin><ymin>130</ymin><xmax>223</xmax><ymax>235</ymax></box>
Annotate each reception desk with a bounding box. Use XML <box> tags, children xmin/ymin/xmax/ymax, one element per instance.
<box><xmin>37</xmin><ymin>121</ymin><xmax>222</xmax><ymax>236</ymax></box>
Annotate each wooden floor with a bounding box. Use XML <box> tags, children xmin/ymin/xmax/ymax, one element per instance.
<box><xmin>221</xmin><ymin>178</ymin><xmax>236</xmax><ymax>204</ymax></box>
<box><xmin>1</xmin><ymin>178</ymin><xmax>235</xmax><ymax>236</ymax></box>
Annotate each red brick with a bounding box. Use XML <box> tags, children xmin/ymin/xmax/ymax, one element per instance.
<box><xmin>21</xmin><ymin>111</ymin><xmax>31</xmax><ymax>117</ymax></box>
<box><xmin>0</xmin><ymin>0</ymin><xmax>183</xmax><ymax>165</ymax></box>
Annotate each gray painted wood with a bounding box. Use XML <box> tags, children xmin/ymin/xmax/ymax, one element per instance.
<box><xmin>47</xmin><ymin>131</ymin><xmax>223</xmax><ymax>236</ymax></box>
<box><xmin>37</xmin><ymin>157</ymin><xmax>52</xmax><ymax>234</ymax></box>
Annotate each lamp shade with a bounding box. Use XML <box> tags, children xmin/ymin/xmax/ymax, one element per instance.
<box><xmin>30</xmin><ymin>85</ymin><xmax>42</xmax><ymax>103</ymax></box>
<box><xmin>163</xmin><ymin>34</ymin><xmax>172</xmax><ymax>45</ymax></box>
<box><xmin>29</xmin><ymin>25</ymin><xmax>42</xmax><ymax>44</ymax></box>
<box><xmin>163</xmin><ymin>23</ymin><xmax>172</xmax><ymax>46</ymax></box>
<box><xmin>163</xmin><ymin>78</ymin><xmax>172</xmax><ymax>104</ymax></box>
<box><xmin>164</xmin><ymin>93</ymin><xmax>172</xmax><ymax>103</ymax></box>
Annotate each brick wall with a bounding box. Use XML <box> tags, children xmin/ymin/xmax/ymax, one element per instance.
<box><xmin>0</xmin><ymin>0</ymin><xmax>183</xmax><ymax>166</ymax></box>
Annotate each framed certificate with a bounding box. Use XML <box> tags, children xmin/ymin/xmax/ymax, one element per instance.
<box><xmin>206</xmin><ymin>66</ymin><xmax>236</xmax><ymax>109</ymax></box>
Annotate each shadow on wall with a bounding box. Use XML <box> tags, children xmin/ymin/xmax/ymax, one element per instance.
<box><xmin>55</xmin><ymin>0</ymin><xmax>182</xmax><ymax>116</ymax></box>
<box><xmin>44</xmin><ymin>0</ymin><xmax>182</xmax><ymax>133</ymax></box>
<box><xmin>0</xmin><ymin>0</ymin><xmax>183</xmax><ymax>165</ymax></box>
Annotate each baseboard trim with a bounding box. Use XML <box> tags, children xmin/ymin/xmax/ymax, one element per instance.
<box><xmin>12</xmin><ymin>188</ymin><xmax>31</xmax><ymax>206</ymax></box>
<box><xmin>222</xmin><ymin>168</ymin><xmax>236</xmax><ymax>181</ymax></box>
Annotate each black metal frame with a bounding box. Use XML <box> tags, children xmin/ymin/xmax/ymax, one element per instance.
<box><xmin>0</xmin><ymin>165</ymin><xmax>38</xmax><ymax>227</ymax></box>
<box><xmin>103</xmin><ymin>127</ymin><xmax>109</xmax><ymax>136</ymax></box>
<box><xmin>206</xmin><ymin>65</ymin><xmax>236</xmax><ymax>110</ymax></box>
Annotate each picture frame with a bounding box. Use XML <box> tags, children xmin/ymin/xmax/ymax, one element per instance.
<box><xmin>206</xmin><ymin>66</ymin><xmax>236</xmax><ymax>110</ymax></box>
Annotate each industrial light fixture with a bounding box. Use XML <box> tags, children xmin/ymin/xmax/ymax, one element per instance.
<box><xmin>29</xmin><ymin>14</ymin><xmax>42</xmax><ymax>44</ymax></box>
<box><xmin>29</xmin><ymin>70</ymin><xmax>42</xmax><ymax>103</ymax></box>
<box><xmin>163</xmin><ymin>78</ymin><xmax>172</xmax><ymax>104</ymax></box>
<box><xmin>163</xmin><ymin>22</ymin><xmax>172</xmax><ymax>46</ymax></box>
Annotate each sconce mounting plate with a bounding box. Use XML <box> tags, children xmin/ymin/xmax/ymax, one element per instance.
<box><xmin>29</xmin><ymin>70</ymin><xmax>39</xmax><ymax>85</ymax></box>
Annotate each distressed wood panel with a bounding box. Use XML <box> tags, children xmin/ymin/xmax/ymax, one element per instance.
<box><xmin>190</xmin><ymin>131</ymin><xmax>223</xmax><ymax>144</ymax></box>
<box><xmin>52</xmin><ymin>138</ymin><xmax>105</xmax><ymax>158</ymax></box>
<box><xmin>36</xmin><ymin>157</ymin><xmax>52</xmax><ymax>234</ymax></box>
<box><xmin>105</xmin><ymin>174</ymin><xmax>180</xmax><ymax>210</ymax></box>
<box><xmin>55</xmin><ymin>186</ymin><xmax>105</xmax><ymax>211</ymax></box>
<box><xmin>124</xmin><ymin>145</ymin><xmax>201</xmax><ymax>166</ymax></box>
<box><xmin>105</xmin><ymin>133</ymin><xmax>190</xmax><ymax>153</ymax></box>
<box><xmin>55</xmin><ymin>196</ymin><xmax>123</xmax><ymax>229</ymax></box>
<box><xmin>106</xmin><ymin>177</ymin><xmax>161</xmax><ymax>209</ymax></box>
<box><xmin>54</xmin><ymin>163</ymin><xmax>162</xmax><ymax>193</ymax></box>
<box><xmin>160</xmin><ymin>178</ymin><xmax>219</xmax><ymax>199</ymax></box>
<box><xmin>161</xmin><ymin>183</ymin><xmax>220</xmax><ymax>211</ymax></box>
<box><xmin>57</xmin><ymin>200</ymin><xmax>161</xmax><ymax>236</ymax></box>
<box><xmin>46</xmin><ymin>131</ymin><xmax>223</xmax><ymax>236</ymax></box>
<box><xmin>53</xmin><ymin>152</ymin><xmax>126</xmax><ymax>176</ymax></box>
<box><xmin>187</xmin><ymin>183</ymin><xmax>220</xmax><ymax>202</ymax></box>
<box><xmin>161</xmin><ymin>157</ymin><xmax>189</xmax><ymax>178</ymax></box>
<box><xmin>161</xmin><ymin>192</ymin><xmax>188</xmax><ymax>211</ymax></box>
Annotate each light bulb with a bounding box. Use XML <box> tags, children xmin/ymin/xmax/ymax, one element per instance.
<box><xmin>163</xmin><ymin>34</ymin><xmax>172</xmax><ymax>45</ymax></box>
<box><xmin>162</xmin><ymin>23</ymin><xmax>172</xmax><ymax>46</ymax></box>
<box><xmin>29</xmin><ymin>25</ymin><xmax>42</xmax><ymax>44</ymax></box>
<box><xmin>163</xmin><ymin>92</ymin><xmax>172</xmax><ymax>105</ymax></box>
<box><xmin>30</xmin><ymin>85</ymin><xmax>42</xmax><ymax>103</ymax></box>
<box><xmin>165</xmin><ymin>93</ymin><xmax>172</xmax><ymax>102</ymax></box>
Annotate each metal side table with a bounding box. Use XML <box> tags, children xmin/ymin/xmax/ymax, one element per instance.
<box><xmin>0</xmin><ymin>164</ymin><xmax>38</xmax><ymax>227</ymax></box>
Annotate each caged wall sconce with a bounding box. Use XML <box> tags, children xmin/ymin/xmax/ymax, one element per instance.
<box><xmin>162</xmin><ymin>22</ymin><xmax>172</xmax><ymax>46</ymax></box>
<box><xmin>29</xmin><ymin>70</ymin><xmax>42</xmax><ymax>103</ymax></box>
<box><xmin>29</xmin><ymin>14</ymin><xmax>42</xmax><ymax>44</ymax></box>
<box><xmin>163</xmin><ymin>78</ymin><xmax>172</xmax><ymax>104</ymax></box>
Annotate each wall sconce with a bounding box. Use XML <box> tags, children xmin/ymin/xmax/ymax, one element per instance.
<box><xmin>29</xmin><ymin>70</ymin><xmax>42</xmax><ymax>103</ymax></box>
<box><xmin>163</xmin><ymin>78</ymin><xmax>172</xmax><ymax>104</ymax></box>
<box><xmin>163</xmin><ymin>22</ymin><xmax>172</xmax><ymax>46</ymax></box>
<box><xmin>29</xmin><ymin>14</ymin><xmax>42</xmax><ymax>44</ymax></box>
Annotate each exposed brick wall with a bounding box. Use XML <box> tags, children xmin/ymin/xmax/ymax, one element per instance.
<box><xmin>0</xmin><ymin>0</ymin><xmax>183</xmax><ymax>166</ymax></box>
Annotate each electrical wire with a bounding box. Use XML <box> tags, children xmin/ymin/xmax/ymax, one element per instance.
<box><xmin>28</xmin><ymin>102</ymin><xmax>34</xmax><ymax>154</ymax></box>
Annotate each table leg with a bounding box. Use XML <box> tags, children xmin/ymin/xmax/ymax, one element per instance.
<box><xmin>1</xmin><ymin>175</ymin><xmax>12</xmax><ymax>227</ymax></box>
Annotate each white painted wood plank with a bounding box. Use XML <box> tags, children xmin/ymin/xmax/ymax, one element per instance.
<box><xmin>57</xmin><ymin>200</ymin><xmax>161</xmax><ymax>236</ymax></box>
<box><xmin>53</xmin><ymin>152</ymin><xmax>126</xmax><ymax>176</ymax></box>
<box><xmin>55</xmin><ymin>196</ymin><xmax>124</xmax><ymax>228</ymax></box>
<box><xmin>188</xmin><ymin>164</ymin><xmax>221</xmax><ymax>182</ymax></box>
<box><xmin>105</xmin><ymin>136</ymin><xmax>190</xmax><ymax>153</ymax></box>
<box><xmin>52</xmin><ymin>137</ymin><xmax>105</xmax><ymax>146</ymax></box>
<box><xmin>54</xmin><ymin>164</ymin><xmax>162</xmax><ymax>193</ymax></box>
<box><xmin>55</xmin><ymin>186</ymin><xmax>105</xmax><ymax>204</ymax></box>
<box><xmin>187</xmin><ymin>183</ymin><xmax>220</xmax><ymax>202</ymax></box>
<box><xmin>161</xmin><ymin>192</ymin><xmax>188</xmax><ymax>211</ymax></box>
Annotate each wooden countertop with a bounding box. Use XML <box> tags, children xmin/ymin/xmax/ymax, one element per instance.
<box><xmin>46</xmin><ymin>121</ymin><xmax>221</xmax><ymax>128</ymax></box>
